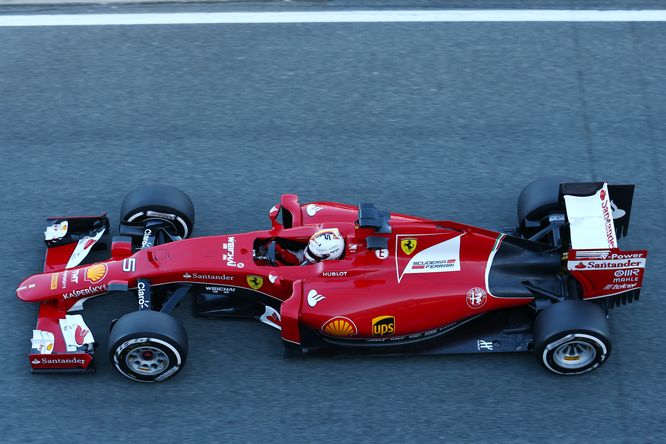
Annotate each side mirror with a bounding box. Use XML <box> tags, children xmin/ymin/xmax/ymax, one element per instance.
<box><xmin>269</xmin><ymin>204</ymin><xmax>283</xmax><ymax>230</ymax></box>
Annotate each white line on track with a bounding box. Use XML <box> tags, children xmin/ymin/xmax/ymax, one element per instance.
<box><xmin>1</xmin><ymin>10</ymin><xmax>666</xmax><ymax>27</ymax></box>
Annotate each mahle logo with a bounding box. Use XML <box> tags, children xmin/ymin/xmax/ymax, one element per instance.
<box><xmin>400</xmin><ymin>239</ymin><xmax>417</xmax><ymax>255</ymax></box>
<box><xmin>372</xmin><ymin>316</ymin><xmax>395</xmax><ymax>336</ymax></box>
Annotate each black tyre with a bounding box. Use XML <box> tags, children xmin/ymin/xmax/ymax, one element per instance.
<box><xmin>533</xmin><ymin>301</ymin><xmax>611</xmax><ymax>375</ymax></box>
<box><xmin>121</xmin><ymin>184</ymin><xmax>195</xmax><ymax>238</ymax></box>
<box><xmin>517</xmin><ymin>176</ymin><xmax>573</xmax><ymax>229</ymax></box>
<box><xmin>108</xmin><ymin>310</ymin><xmax>188</xmax><ymax>383</ymax></box>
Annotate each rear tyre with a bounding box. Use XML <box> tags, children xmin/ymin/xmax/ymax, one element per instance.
<box><xmin>533</xmin><ymin>301</ymin><xmax>611</xmax><ymax>375</ymax></box>
<box><xmin>108</xmin><ymin>310</ymin><xmax>188</xmax><ymax>383</ymax></box>
<box><xmin>517</xmin><ymin>176</ymin><xmax>573</xmax><ymax>230</ymax></box>
<box><xmin>121</xmin><ymin>184</ymin><xmax>195</xmax><ymax>238</ymax></box>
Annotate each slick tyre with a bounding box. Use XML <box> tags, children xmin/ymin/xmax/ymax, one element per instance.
<box><xmin>533</xmin><ymin>301</ymin><xmax>611</xmax><ymax>375</ymax></box>
<box><xmin>517</xmin><ymin>176</ymin><xmax>573</xmax><ymax>229</ymax></box>
<box><xmin>121</xmin><ymin>184</ymin><xmax>195</xmax><ymax>238</ymax></box>
<box><xmin>109</xmin><ymin>310</ymin><xmax>188</xmax><ymax>383</ymax></box>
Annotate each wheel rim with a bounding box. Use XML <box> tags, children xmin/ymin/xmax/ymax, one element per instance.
<box><xmin>126</xmin><ymin>345</ymin><xmax>170</xmax><ymax>376</ymax></box>
<box><xmin>552</xmin><ymin>340</ymin><xmax>597</xmax><ymax>369</ymax></box>
<box><xmin>126</xmin><ymin>213</ymin><xmax>189</xmax><ymax>238</ymax></box>
<box><xmin>143</xmin><ymin>217</ymin><xmax>180</xmax><ymax>237</ymax></box>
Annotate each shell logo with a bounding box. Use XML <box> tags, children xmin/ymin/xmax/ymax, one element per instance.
<box><xmin>321</xmin><ymin>317</ymin><xmax>357</xmax><ymax>337</ymax></box>
<box><xmin>85</xmin><ymin>263</ymin><xmax>108</xmax><ymax>283</ymax></box>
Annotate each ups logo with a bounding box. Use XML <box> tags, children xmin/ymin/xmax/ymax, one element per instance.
<box><xmin>372</xmin><ymin>316</ymin><xmax>395</xmax><ymax>336</ymax></box>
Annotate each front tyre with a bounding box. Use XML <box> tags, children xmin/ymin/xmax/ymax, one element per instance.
<box><xmin>109</xmin><ymin>311</ymin><xmax>188</xmax><ymax>383</ymax></box>
<box><xmin>533</xmin><ymin>301</ymin><xmax>611</xmax><ymax>375</ymax></box>
<box><xmin>121</xmin><ymin>184</ymin><xmax>195</xmax><ymax>239</ymax></box>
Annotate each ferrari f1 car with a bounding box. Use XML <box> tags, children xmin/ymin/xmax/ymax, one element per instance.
<box><xmin>17</xmin><ymin>178</ymin><xmax>647</xmax><ymax>381</ymax></box>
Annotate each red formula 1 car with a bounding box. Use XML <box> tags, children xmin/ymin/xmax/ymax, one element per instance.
<box><xmin>17</xmin><ymin>179</ymin><xmax>647</xmax><ymax>382</ymax></box>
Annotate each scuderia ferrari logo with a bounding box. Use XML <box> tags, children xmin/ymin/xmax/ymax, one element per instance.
<box><xmin>372</xmin><ymin>316</ymin><xmax>395</xmax><ymax>336</ymax></box>
<box><xmin>401</xmin><ymin>239</ymin><xmax>417</xmax><ymax>255</ymax></box>
<box><xmin>247</xmin><ymin>275</ymin><xmax>264</xmax><ymax>290</ymax></box>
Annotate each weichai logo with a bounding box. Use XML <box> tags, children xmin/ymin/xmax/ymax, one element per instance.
<box><xmin>372</xmin><ymin>316</ymin><xmax>395</xmax><ymax>336</ymax></box>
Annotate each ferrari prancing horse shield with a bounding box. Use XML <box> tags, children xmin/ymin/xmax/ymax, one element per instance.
<box><xmin>247</xmin><ymin>275</ymin><xmax>264</xmax><ymax>290</ymax></box>
<box><xmin>400</xmin><ymin>238</ymin><xmax>418</xmax><ymax>255</ymax></box>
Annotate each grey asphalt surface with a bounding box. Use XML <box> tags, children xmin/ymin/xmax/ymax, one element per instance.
<box><xmin>1</xmin><ymin>4</ymin><xmax>665</xmax><ymax>443</ymax></box>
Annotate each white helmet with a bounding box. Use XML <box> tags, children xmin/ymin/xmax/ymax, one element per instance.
<box><xmin>304</xmin><ymin>228</ymin><xmax>345</xmax><ymax>263</ymax></box>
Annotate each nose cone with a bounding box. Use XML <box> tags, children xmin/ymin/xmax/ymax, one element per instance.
<box><xmin>16</xmin><ymin>274</ymin><xmax>56</xmax><ymax>302</ymax></box>
<box><xmin>17</xmin><ymin>276</ymin><xmax>39</xmax><ymax>301</ymax></box>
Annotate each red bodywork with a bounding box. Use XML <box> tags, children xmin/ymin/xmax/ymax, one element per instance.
<box><xmin>16</xmin><ymin>194</ymin><xmax>647</xmax><ymax>370</ymax></box>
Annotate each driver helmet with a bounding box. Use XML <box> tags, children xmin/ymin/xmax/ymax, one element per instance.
<box><xmin>304</xmin><ymin>228</ymin><xmax>345</xmax><ymax>263</ymax></box>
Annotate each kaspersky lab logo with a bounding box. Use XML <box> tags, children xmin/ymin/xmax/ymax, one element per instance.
<box><xmin>372</xmin><ymin>316</ymin><xmax>395</xmax><ymax>336</ymax></box>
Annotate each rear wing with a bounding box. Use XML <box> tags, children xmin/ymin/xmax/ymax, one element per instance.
<box><xmin>567</xmin><ymin>249</ymin><xmax>647</xmax><ymax>307</ymax></box>
<box><xmin>559</xmin><ymin>182</ymin><xmax>634</xmax><ymax>250</ymax></box>
<box><xmin>560</xmin><ymin>182</ymin><xmax>646</xmax><ymax>307</ymax></box>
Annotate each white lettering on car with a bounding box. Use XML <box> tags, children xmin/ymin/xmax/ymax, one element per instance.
<box><xmin>141</xmin><ymin>229</ymin><xmax>152</xmax><ymax>249</ymax></box>
<box><xmin>122</xmin><ymin>258</ymin><xmax>136</xmax><ymax>272</ymax></box>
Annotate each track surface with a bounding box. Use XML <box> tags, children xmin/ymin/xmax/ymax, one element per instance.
<box><xmin>1</xmin><ymin>6</ymin><xmax>665</xmax><ymax>443</ymax></box>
